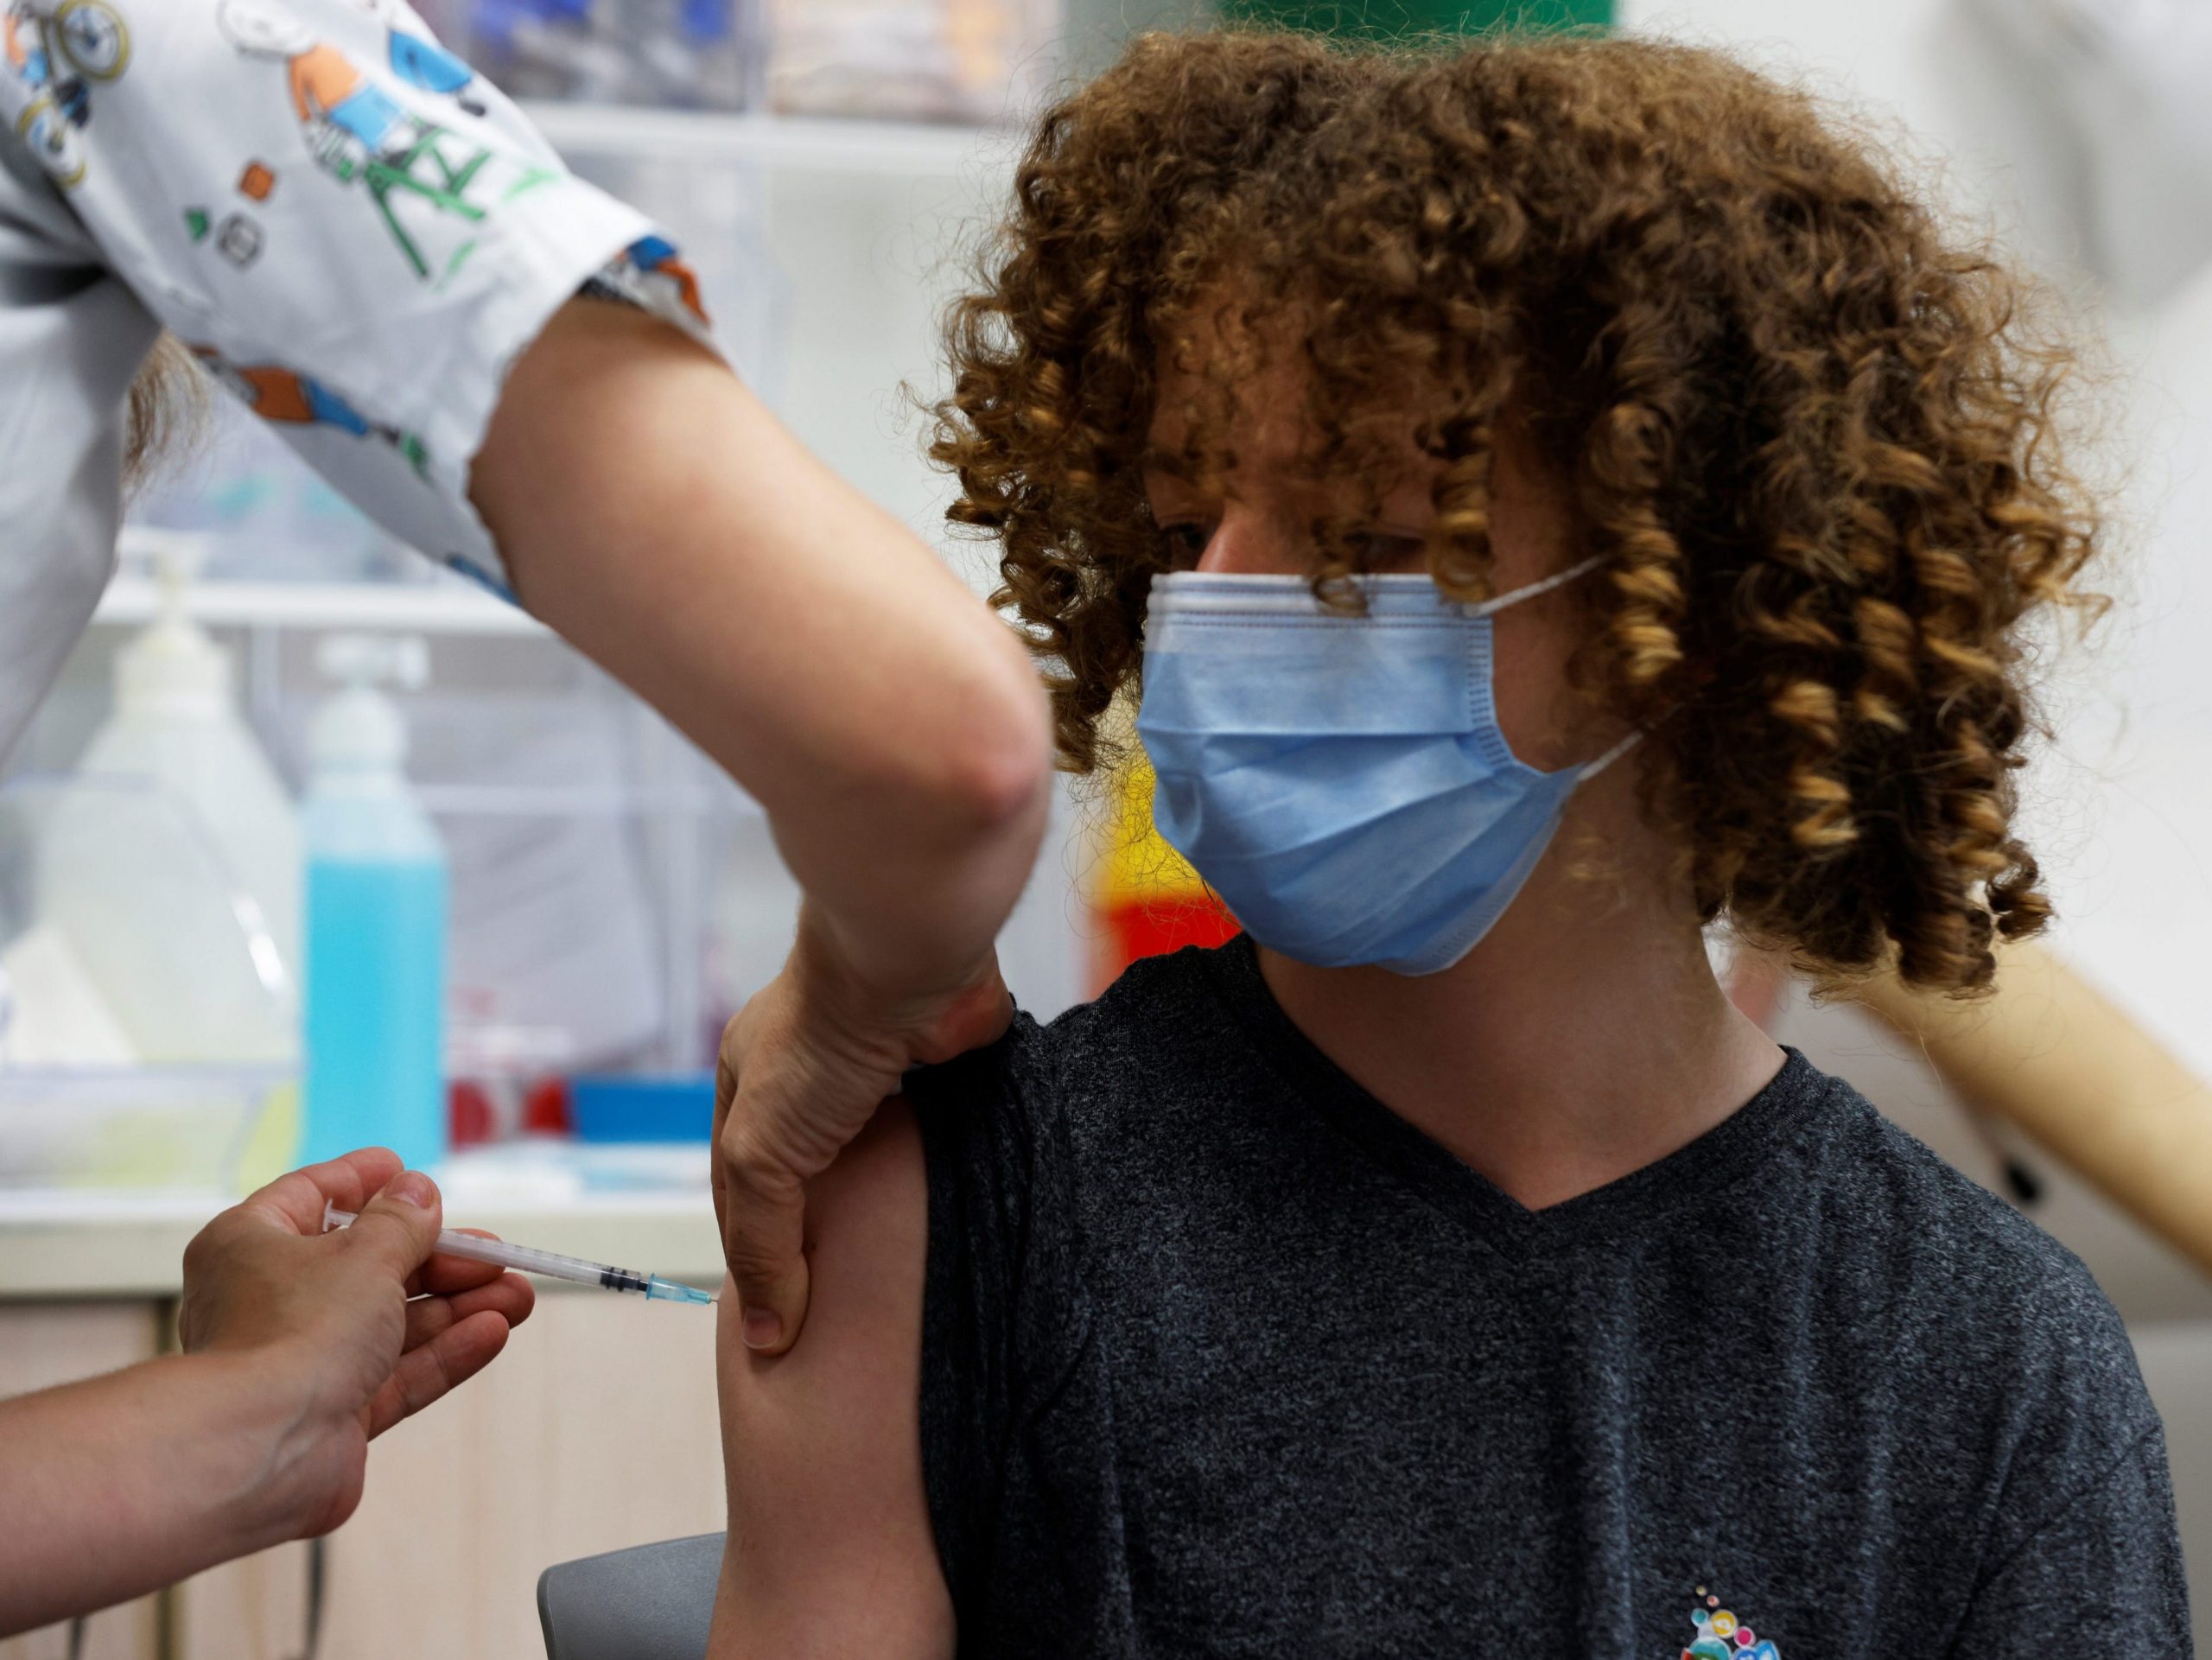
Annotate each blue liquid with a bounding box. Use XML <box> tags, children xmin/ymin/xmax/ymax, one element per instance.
<box><xmin>302</xmin><ymin>857</ymin><xmax>448</xmax><ymax>1171</ymax></box>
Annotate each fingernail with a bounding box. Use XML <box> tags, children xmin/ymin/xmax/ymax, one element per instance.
<box><xmin>388</xmin><ymin>1171</ymin><xmax>434</xmax><ymax>1208</ymax></box>
<box><xmin>741</xmin><ymin>1307</ymin><xmax>781</xmax><ymax>1350</ymax></box>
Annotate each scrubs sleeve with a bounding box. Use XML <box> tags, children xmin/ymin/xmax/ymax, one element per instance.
<box><xmin>0</xmin><ymin>0</ymin><xmax>719</xmax><ymax>596</ymax></box>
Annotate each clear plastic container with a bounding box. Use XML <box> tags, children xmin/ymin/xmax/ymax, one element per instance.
<box><xmin>74</xmin><ymin>544</ymin><xmax>302</xmax><ymax>994</ymax></box>
<box><xmin>8</xmin><ymin>777</ymin><xmax>295</xmax><ymax>1064</ymax></box>
<box><xmin>0</xmin><ymin>776</ymin><xmax>299</xmax><ymax>1192</ymax></box>
<box><xmin>0</xmin><ymin>1065</ymin><xmax>292</xmax><ymax>1193</ymax></box>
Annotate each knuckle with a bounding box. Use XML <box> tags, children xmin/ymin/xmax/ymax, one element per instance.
<box><xmin>726</xmin><ymin>1253</ymin><xmax>796</xmax><ymax>1298</ymax></box>
<box><xmin>715</xmin><ymin>1109</ymin><xmax>797</xmax><ymax>1188</ymax></box>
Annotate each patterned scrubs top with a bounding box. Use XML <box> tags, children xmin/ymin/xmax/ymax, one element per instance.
<box><xmin>0</xmin><ymin>0</ymin><xmax>715</xmax><ymax>760</ymax></box>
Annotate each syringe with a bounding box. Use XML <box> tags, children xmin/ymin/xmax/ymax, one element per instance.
<box><xmin>322</xmin><ymin>1201</ymin><xmax>718</xmax><ymax>1307</ymax></box>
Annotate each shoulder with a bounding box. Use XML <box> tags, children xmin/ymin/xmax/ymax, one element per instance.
<box><xmin>905</xmin><ymin>943</ymin><xmax>1240</xmax><ymax>1142</ymax></box>
<box><xmin>904</xmin><ymin>943</ymin><xmax>1240</xmax><ymax>1173</ymax></box>
<box><xmin>1813</xmin><ymin>1070</ymin><xmax>2129</xmax><ymax>1334</ymax></box>
<box><xmin>1792</xmin><ymin>1063</ymin><xmax>2158</xmax><ymax>1469</ymax></box>
<box><xmin>709</xmin><ymin>947</ymin><xmax>1206</xmax><ymax>1658</ymax></box>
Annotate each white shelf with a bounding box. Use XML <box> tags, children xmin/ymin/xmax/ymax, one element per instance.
<box><xmin>97</xmin><ymin>531</ymin><xmax>548</xmax><ymax>638</ymax></box>
<box><xmin>92</xmin><ymin>575</ymin><xmax>545</xmax><ymax>637</ymax></box>
<box><xmin>521</xmin><ymin>100</ymin><xmax>1016</xmax><ymax>178</ymax></box>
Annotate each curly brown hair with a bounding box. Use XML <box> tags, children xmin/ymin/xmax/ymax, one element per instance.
<box><xmin>931</xmin><ymin>27</ymin><xmax>2101</xmax><ymax>994</ymax></box>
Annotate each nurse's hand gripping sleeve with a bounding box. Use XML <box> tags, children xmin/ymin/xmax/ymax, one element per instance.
<box><xmin>0</xmin><ymin>0</ymin><xmax>717</xmax><ymax>595</ymax></box>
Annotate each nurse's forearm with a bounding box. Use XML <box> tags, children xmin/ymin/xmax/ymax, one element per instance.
<box><xmin>475</xmin><ymin>302</ymin><xmax>1052</xmax><ymax>996</ymax></box>
<box><xmin>0</xmin><ymin>1353</ymin><xmax>299</xmax><ymax>1635</ymax></box>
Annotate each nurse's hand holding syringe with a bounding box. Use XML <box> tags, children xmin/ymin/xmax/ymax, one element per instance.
<box><xmin>322</xmin><ymin>1203</ymin><xmax>718</xmax><ymax>1307</ymax></box>
<box><xmin>0</xmin><ymin>1152</ymin><xmax>535</xmax><ymax>1638</ymax></box>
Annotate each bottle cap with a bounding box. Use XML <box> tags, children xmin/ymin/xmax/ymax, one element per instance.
<box><xmin>309</xmin><ymin>633</ymin><xmax>429</xmax><ymax>773</ymax></box>
<box><xmin>115</xmin><ymin>541</ymin><xmax>232</xmax><ymax>717</ymax></box>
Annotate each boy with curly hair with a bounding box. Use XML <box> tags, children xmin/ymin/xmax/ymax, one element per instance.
<box><xmin>708</xmin><ymin>29</ymin><xmax>2190</xmax><ymax>1657</ymax></box>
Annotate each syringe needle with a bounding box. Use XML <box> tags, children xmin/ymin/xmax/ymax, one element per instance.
<box><xmin>645</xmin><ymin>1275</ymin><xmax>718</xmax><ymax>1307</ymax></box>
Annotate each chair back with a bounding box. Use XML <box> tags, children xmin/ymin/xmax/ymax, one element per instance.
<box><xmin>537</xmin><ymin>1531</ymin><xmax>723</xmax><ymax>1660</ymax></box>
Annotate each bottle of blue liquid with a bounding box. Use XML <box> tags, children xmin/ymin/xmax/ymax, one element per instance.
<box><xmin>300</xmin><ymin>635</ymin><xmax>448</xmax><ymax>1172</ymax></box>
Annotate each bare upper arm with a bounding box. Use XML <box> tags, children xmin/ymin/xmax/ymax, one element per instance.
<box><xmin>707</xmin><ymin>1096</ymin><xmax>954</xmax><ymax>1660</ymax></box>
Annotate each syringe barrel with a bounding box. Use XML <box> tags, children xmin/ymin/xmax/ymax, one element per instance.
<box><xmin>322</xmin><ymin>1202</ymin><xmax>648</xmax><ymax>1293</ymax></box>
<box><xmin>448</xmin><ymin>1233</ymin><xmax>634</xmax><ymax>1291</ymax></box>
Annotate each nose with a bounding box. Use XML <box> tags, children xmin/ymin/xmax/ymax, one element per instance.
<box><xmin>1195</xmin><ymin>507</ymin><xmax>1303</xmax><ymax>576</ymax></box>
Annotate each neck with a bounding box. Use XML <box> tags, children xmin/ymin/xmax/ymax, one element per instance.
<box><xmin>1256</xmin><ymin>804</ymin><xmax>1783</xmax><ymax>1212</ymax></box>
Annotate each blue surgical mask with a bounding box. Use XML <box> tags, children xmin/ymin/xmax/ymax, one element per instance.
<box><xmin>1135</xmin><ymin>558</ymin><xmax>1637</xmax><ymax>975</ymax></box>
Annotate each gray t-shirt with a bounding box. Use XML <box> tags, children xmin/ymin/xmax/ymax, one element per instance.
<box><xmin>909</xmin><ymin>937</ymin><xmax>2190</xmax><ymax>1657</ymax></box>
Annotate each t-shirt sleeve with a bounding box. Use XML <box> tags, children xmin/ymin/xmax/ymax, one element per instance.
<box><xmin>905</xmin><ymin>1014</ymin><xmax>1090</xmax><ymax>1616</ymax></box>
<box><xmin>1942</xmin><ymin>1255</ymin><xmax>2195</xmax><ymax>1657</ymax></box>
<box><xmin>0</xmin><ymin>0</ymin><xmax>718</xmax><ymax>595</ymax></box>
<box><xmin>1945</xmin><ymin>1423</ymin><xmax>2193</xmax><ymax>1655</ymax></box>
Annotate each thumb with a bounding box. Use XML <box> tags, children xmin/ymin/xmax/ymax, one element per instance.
<box><xmin>720</xmin><ymin>1160</ymin><xmax>810</xmax><ymax>1356</ymax></box>
<box><xmin>343</xmin><ymin>1169</ymin><xmax>443</xmax><ymax>1282</ymax></box>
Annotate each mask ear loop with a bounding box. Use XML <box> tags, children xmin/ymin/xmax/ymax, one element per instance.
<box><xmin>1466</xmin><ymin>555</ymin><xmax>1640</xmax><ymax>779</ymax></box>
<box><xmin>1577</xmin><ymin>728</ymin><xmax>1643</xmax><ymax>780</ymax></box>
<box><xmin>1473</xmin><ymin>555</ymin><xmax>1638</xmax><ymax>779</ymax></box>
<box><xmin>1467</xmin><ymin>552</ymin><xmax>1611</xmax><ymax>616</ymax></box>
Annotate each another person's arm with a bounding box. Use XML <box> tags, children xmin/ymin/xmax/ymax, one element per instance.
<box><xmin>480</xmin><ymin>303</ymin><xmax>1046</xmax><ymax>1001</ymax></box>
<box><xmin>475</xmin><ymin>302</ymin><xmax>1048</xmax><ymax>1353</ymax></box>
<box><xmin>0</xmin><ymin>1151</ymin><xmax>532</xmax><ymax>1637</ymax></box>
<box><xmin>1851</xmin><ymin>939</ymin><xmax>2212</xmax><ymax>1275</ymax></box>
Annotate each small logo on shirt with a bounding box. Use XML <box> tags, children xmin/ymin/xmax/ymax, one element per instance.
<box><xmin>1681</xmin><ymin>1586</ymin><xmax>1779</xmax><ymax>1660</ymax></box>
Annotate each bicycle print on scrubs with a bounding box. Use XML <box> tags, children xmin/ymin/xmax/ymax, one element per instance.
<box><xmin>356</xmin><ymin>0</ymin><xmax>484</xmax><ymax>112</ymax></box>
<box><xmin>217</xmin><ymin>0</ymin><xmax>558</xmax><ymax>283</ymax></box>
<box><xmin>2</xmin><ymin>0</ymin><xmax>131</xmax><ymax>188</ymax></box>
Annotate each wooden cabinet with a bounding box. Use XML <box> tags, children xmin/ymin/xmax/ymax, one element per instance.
<box><xmin>0</xmin><ymin>1305</ymin><xmax>165</xmax><ymax>1660</ymax></box>
<box><xmin>173</xmin><ymin>1287</ymin><xmax>724</xmax><ymax>1660</ymax></box>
